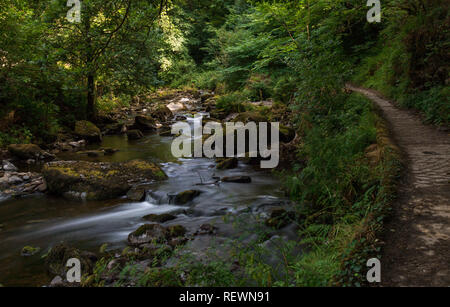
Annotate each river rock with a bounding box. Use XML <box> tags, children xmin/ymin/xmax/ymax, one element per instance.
<box><xmin>174</xmin><ymin>190</ymin><xmax>201</xmax><ymax>204</ymax></box>
<box><xmin>127</xmin><ymin>186</ymin><xmax>147</xmax><ymax>201</ymax></box>
<box><xmin>200</xmin><ymin>91</ymin><xmax>214</xmax><ymax>103</ymax></box>
<box><xmin>221</xmin><ymin>176</ymin><xmax>252</xmax><ymax>183</ymax></box>
<box><xmin>7</xmin><ymin>144</ymin><xmax>55</xmax><ymax>161</ymax></box>
<box><xmin>0</xmin><ymin>171</ymin><xmax>45</xmax><ymax>198</ymax></box>
<box><xmin>167</xmin><ymin>102</ymin><xmax>186</xmax><ymax>113</ymax></box>
<box><xmin>42</xmin><ymin>160</ymin><xmax>167</xmax><ymax>201</ymax></box>
<box><xmin>2</xmin><ymin>160</ymin><xmax>17</xmax><ymax>172</ymax></box>
<box><xmin>132</xmin><ymin>115</ymin><xmax>157</xmax><ymax>131</ymax></box>
<box><xmin>49</xmin><ymin>276</ymin><xmax>65</xmax><ymax>287</ymax></box>
<box><xmin>45</xmin><ymin>243</ymin><xmax>98</xmax><ymax>277</ymax></box>
<box><xmin>151</xmin><ymin>105</ymin><xmax>173</xmax><ymax>122</ymax></box>
<box><xmin>77</xmin><ymin>150</ymin><xmax>104</xmax><ymax>158</ymax></box>
<box><xmin>194</xmin><ymin>224</ymin><xmax>218</xmax><ymax>236</ymax></box>
<box><xmin>21</xmin><ymin>246</ymin><xmax>41</xmax><ymax>257</ymax></box>
<box><xmin>128</xmin><ymin>224</ymin><xmax>168</xmax><ymax>246</ymax></box>
<box><xmin>128</xmin><ymin>223</ymin><xmax>187</xmax><ymax>247</ymax></box>
<box><xmin>103</xmin><ymin>122</ymin><xmax>126</xmax><ymax>135</ymax></box>
<box><xmin>8</xmin><ymin>175</ymin><xmax>22</xmax><ymax>184</ymax></box>
<box><xmin>74</xmin><ymin>121</ymin><xmax>102</xmax><ymax>143</ymax></box>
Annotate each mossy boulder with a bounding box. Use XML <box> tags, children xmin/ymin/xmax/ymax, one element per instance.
<box><xmin>8</xmin><ymin>144</ymin><xmax>54</xmax><ymax>160</ymax></box>
<box><xmin>132</xmin><ymin>115</ymin><xmax>157</xmax><ymax>131</ymax></box>
<box><xmin>143</xmin><ymin>213</ymin><xmax>177</xmax><ymax>223</ymax></box>
<box><xmin>128</xmin><ymin>224</ymin><xmax>168</xmax><ymax>246</ymax></box>
<box><xmin>128</xmin><ymin>223</ymin><xmax>187</xmax><ymax>247</ymax></box>
<box><xmin>151</xmin><ymin>105</ymin><xmax>173</xmax><ymax>122</ymax></box>
<box><xmin>74</xmin><ymin>121</ymin><xmax>102</xmax><ymax>143</ymax></box>
<box><xmin>174</xmin><ymin>190</ymin><xmax>201</xmax><ymax>204</ymax></box>
<box><xmin>127</xmin><ymin>186</ymin><xmax>147</xmax><ymax>201</ymax></box>
<box><xmin>42</xmin><ymin>160</ymin><xmax>167</xmax><ymax>201</ymax></box>
<box><xmin>44</xmin><ymin>243</ymin><xmax>97</xmax><ymax>277</ymax></box>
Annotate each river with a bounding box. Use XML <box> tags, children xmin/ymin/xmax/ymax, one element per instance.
<box><xmin>0</xmin><ymin>128</ymin><xmax>294</xmax><ymax>286</ymax></box>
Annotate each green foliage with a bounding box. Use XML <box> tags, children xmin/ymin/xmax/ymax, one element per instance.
<box><xmin>216</xmin><ymin>92</ymin><xmax>248</xmax><ymax>113</ymax></box>
<box><xmin>354</xmin><ymin>0</ymin><xmax>449</xmax><ymax>126</ymax></box>
<box><xmin>0</xmin><ymin>127</ymin><xmax>33</xmax><ymax>147</ymax></box>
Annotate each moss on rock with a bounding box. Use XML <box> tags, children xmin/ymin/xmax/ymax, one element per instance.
<box><xmin>8</xmin><ymin>144</ymin><xmax>52</xmax><ymax>160</ymax></box>
<box><xmin>44</xmin><ymin>243</ymin><xmax>97</xmax><ymax>277</ymax></box>
<box><xmin>128</xmin><ymin>224</ymin><xmax>168</xmax><ymax>246</ymax></box>
<box><xmin>42</xmin><ymin>160</ymin><xmax>167</xmax><ymax>201</ymax></box>
<box><xmin>174</xmin><ymin>190</ymin><xmax>201</xmax><ymax>204</ymax></box>
<box><xmin>21</xmin><ymin>246</ymin><xmax>41</xmax><ymax>257</ymax></box>
<box><xmin>75</xmin><ymin>121</ymin><xmax>102</xmax><ymax>143</ymax></box>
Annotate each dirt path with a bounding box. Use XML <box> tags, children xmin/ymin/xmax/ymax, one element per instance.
<box><xmin>347</xmin><ymin>85</ymin><xmax>450</xmax><ymax>287</ymax></box>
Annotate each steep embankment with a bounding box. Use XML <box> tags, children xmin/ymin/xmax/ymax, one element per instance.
<box><xmin>347</xmin><ymin>85</ymin><xmax>450</xmax><ymax>287</ymax></box>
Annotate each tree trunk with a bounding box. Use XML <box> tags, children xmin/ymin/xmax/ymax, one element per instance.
<box><xmin>87</xmin><ymin>73</ymin><xmax>96</xmax><ymax>121</ymax></box>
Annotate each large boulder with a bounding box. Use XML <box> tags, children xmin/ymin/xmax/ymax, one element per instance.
<box><xmin>132</xmin><ymin>115</ymin><xmax>157</xmax><ymax>131</ymax></box>
<box><xmin>128</xmin><ymin>224</ymin><xmax>187</xmax><ymax>246</ymax></box>
<box><xmin>44</xmin><ymin>243</ymin><xmax>98</xmax><ymax>277</ymax></box>
<box><xmin>151</xmin><ymin>105</ymin><xmax>173</xmax><ymax>122</ymax></box>
<box><xmin>7</xmin><ymin>144</ymin><xmax>54</xmax><ymax>161</ymax></box>
<box><xmin>128</xmin><ymin>224</ymin><xmax>168</xmax><ymax>246</ymax></box>
<box><xmin>174</xmin><ymin>190</ymin><xmax>201</xmax><ymax>204</ymax></box>
<box><xmin>42</xmin><ymin>160</ymin><xmax>167</xmax><ymax>201</ymax></box>
<box><xmin>74</xmin><ymin>121</ymin><xmax>102</xmax><ymax>143</ymax></box>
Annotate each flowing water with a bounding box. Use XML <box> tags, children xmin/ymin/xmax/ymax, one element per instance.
<box><xmin>0</xmin><ymin>119</ymin><xmax>292</xmax><ymax>286</ymax></box>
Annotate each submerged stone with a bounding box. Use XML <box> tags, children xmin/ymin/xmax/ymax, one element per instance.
<box><xmin>175</xmin><ymin>190</ymin><xmax>201</xmax><ymax>204</ymax></box>
<box><xmin>143</xmin><ymin>213</ymin><xmax>177</xmax><ymax>223</ymax></box>
<box><xmin>221</xmin><ymin>176</ymin><xmax>252</xmax><ymax>183</ymax></box>
<box><xmin>21</xmin><ymin>246</ymin><xmax>41</xmax><ymax>257</ymax></box>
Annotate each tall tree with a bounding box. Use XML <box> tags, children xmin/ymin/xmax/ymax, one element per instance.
<box><xmin>46</xmin><ymin>0</ymin><xmax>168</xmax><ymax>120</ymax></box>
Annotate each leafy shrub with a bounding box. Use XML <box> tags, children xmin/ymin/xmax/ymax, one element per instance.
<box><xmin>216</xmin><ymin>92</ymin><xmax>249</xmax><ymax>113</ymax></box>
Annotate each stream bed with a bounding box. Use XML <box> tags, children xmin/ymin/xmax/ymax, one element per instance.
<box><xmin>0</xmin><ymin>129</ymin><xmax>295</xmax><ymax>286</ymax></box>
